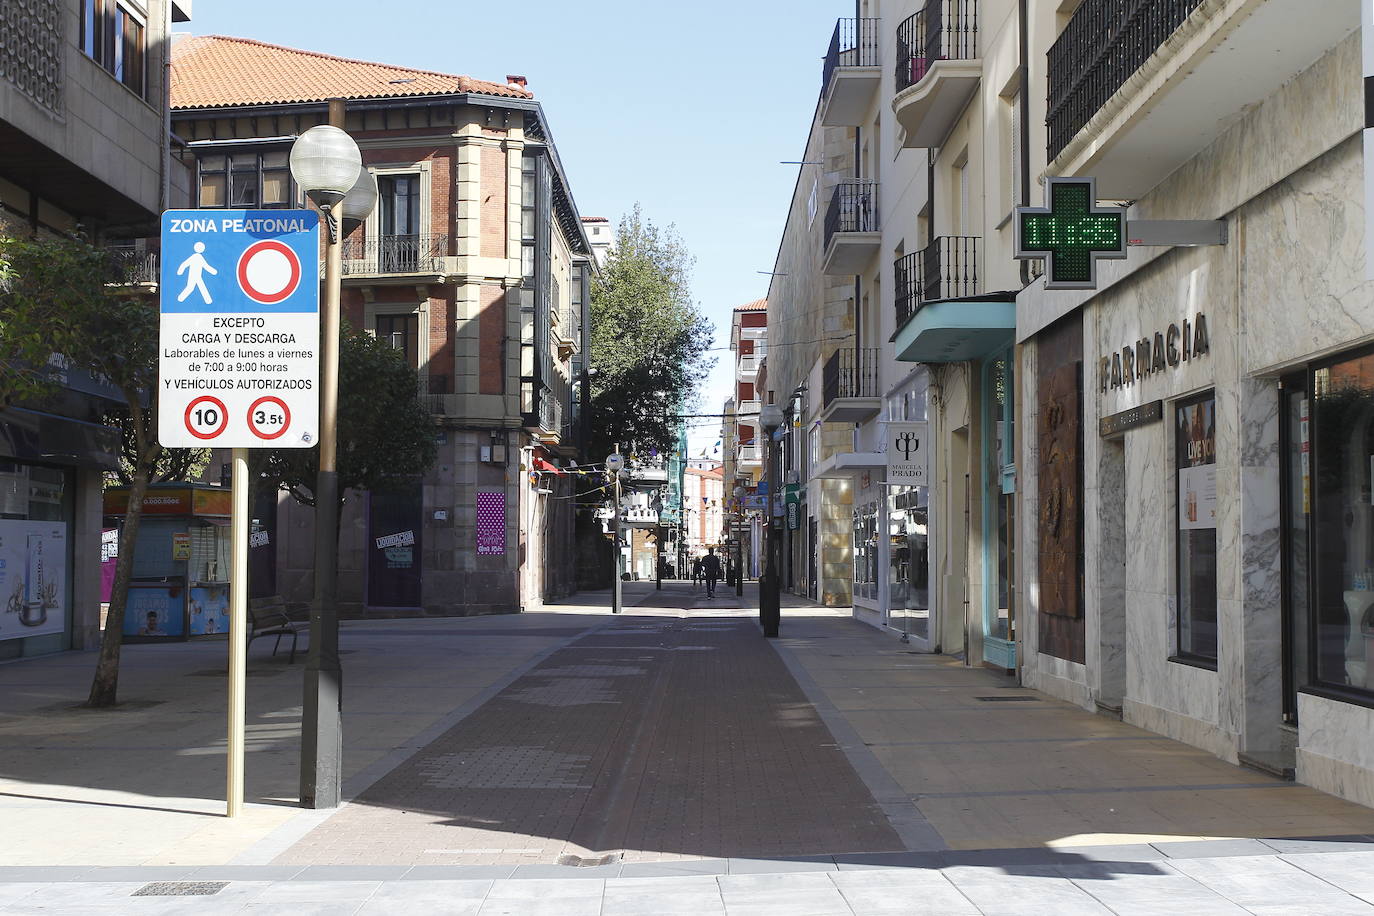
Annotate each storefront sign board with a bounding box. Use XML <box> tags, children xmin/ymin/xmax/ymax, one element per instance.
<box><xmin>1099</xmin><ymin>400</ymin><xmax>1163</xmax><ymax>438</ymax></box>
<box><xmin>886</xmin><ymin>422</ymin><xmax>929</xmax><ymax>487</ymax></box>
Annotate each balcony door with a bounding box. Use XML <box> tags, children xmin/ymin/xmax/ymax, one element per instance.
<box><xmin>378</xmin><ymin>174</ymin><xmax>420</xmax><ymax>272</ymax></box>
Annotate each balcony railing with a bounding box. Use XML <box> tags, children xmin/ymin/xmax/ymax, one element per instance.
<box><xmin>823</xmin><ymin>347</ymin><xmax>880</xmax><ymax>405</ymax></box>
<box><xmin>823</xmin><ymin>179</ymin><xmax>879</xmax><ymax>250</ymax></box>
<box><xmin>822</xmin><ymin>17</ymin><xmax>881</xmax><ymax>93</ymax></box>
<box><xmin>105</xmin><ymin>245</ymin><xmax>158</xmax><ymax>285</ymax></box>
<box><xmin>737</xmin><ymin>353</ymin><xmax>760</xmax><ymax>376</ymax></box>
<box><xmin>895</xmin><ymin>0</ymin><xmax>979</xmax><ymax>94</ymax></box>
<box><xmin>1047</xmin><ymin>0</ymin><xmax>1203</xmax><ymax>161</ymax></box>
<box><xmin>341</xmin><ymin>233</ymin><xmax>448</xmax><ymax>276</ymax></box>
<box><xmin>894</xmin><ymin>236</ymin><xmax>979</xmax><ymax>326</ymax></box>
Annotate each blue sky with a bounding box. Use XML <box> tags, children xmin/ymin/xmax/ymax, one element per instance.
<box><xmin>184</xmin><ymin>0</ymin><xmax>848</xmax><ymax>456</ymax></box>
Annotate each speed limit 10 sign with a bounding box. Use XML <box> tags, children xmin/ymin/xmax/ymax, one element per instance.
<box><xmin>158</xmin><ymin>210</ymin><xmax>320</xmax><ymax>449</ymax></box>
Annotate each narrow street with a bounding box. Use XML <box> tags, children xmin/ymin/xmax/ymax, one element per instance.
<box><xmin>5</xmin><ymin>583</ymin><xmax>1374</xmax><ymax>912</ymax></box>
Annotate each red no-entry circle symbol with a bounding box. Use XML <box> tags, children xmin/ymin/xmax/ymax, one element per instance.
<box><xmin>184</xmin><ymin>396</ymin><xmax>229</xmax><ymax>440</ymax></box>
<box><xmin>237</xmin><ymin>240</ymin><xmax>301</xmax><ymax>305</ymax></box>
<box><xmin>247</xmin><ymin>396</ymin><xmax>291</xmax><ymax>440</ymax></box>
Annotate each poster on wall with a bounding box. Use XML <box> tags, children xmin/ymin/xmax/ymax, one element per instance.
<box><xmin>0</xmin><ymin>520</ymin><xmax>68</xmax><ymax>641</ymax></box>
<box><xmin>123</xmin><ymin>584</ymin><xmax>185</xmax><ymax>638</ymax></box>
<box><xmin>1176</xmin><ymin>397</ymin><xmax>1217</xmax><ymax>531</ymax></box>
<box><xmin>188</xmin><ymin>584</ymin><xmax>229</xmax><ymax>636</ymax></box>
<box><xmin>476</xmin><ymin>491</ymin><xmax>506</xmax><ymax>556</ymax></box>
<box><xmin>100</xmin><ymin>528</ymin><xmax>119</xmax><ymax>603</ymax></box>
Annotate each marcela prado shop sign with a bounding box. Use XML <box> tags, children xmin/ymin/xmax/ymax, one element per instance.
<box><xmin>1099</xmin><ymin>313</ymin><xmax>1210</xmax><ymax>392</ymax></box>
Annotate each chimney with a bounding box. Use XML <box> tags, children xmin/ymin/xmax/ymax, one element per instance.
<box><xmin>506</xmin><ymin>75</ymin><xmax>528</xmax><ymax>92</ymax></box>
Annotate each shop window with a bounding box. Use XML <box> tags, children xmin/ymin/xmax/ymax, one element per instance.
<box><xmin>197</xmin><ymin>151</ymin><xmax>293</xmax><ymax>209</ymax></box>
<box><xmin>0</xmin><ymin>462</ymin><xmax>73</xmax><ymax>648</ymax></box>
<box><xmin>888</xmin><ymin>485</ymin><xmax>930</xmax><ymax>639</ymax></box>
<box><xmin>1309</xmin><ymin>354</ymin><xmax>1374</xmax><ymax>698</ymax></box>
<box><xmin>80</xmin><ymin>0</ymin><xmax>145</xmax><ymax>98</ymax></box>
<box><xmin>1175</xmin><ymin>392</ymin><xmax>1218</xmax><ymax>664</ymax></box>
<box><xmin>853</xmin><ymin>500</ymin><xmax>879</xmax><ymax>602</ymax></box>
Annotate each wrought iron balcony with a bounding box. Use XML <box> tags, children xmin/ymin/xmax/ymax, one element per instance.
<box><xmin>822</xmin><ymin>347</ymin><xmax>881</xmax><ymax>423</ymax></box>
<box><xmin>895</xmin><ymin>0</ymin><xmax>978</xmax><ymax>93</ymax></box>
<box><xmin>895</xmin><ymin>236</ymin><xmax>980</xmax><ymax>327</ymax></box>
<box><xmin>341</xmin><ymin>233</ymin><xmax>448</xmax><ymax>276</ymax></box>
<box><xmin>823</xmin><ymin>180</ymin><xmax>880</xmax><ymax>276</ymax></box>
<box><xmin>1047</xmin><ymin>0</ymin><xmax>1202</xmax><ymax>162</ymax></box>
<box><xmin>893</xmin><ymin>0</ymin><xmax>980</xmax><ymax>148</ymax></box>
<box><xmin>821</xmin><ymin>17</ymin><xmax>881</xmax><ymax>126</ymax></box>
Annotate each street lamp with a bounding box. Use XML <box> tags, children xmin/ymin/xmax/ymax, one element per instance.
<box><xmin>290</xmin><ymin>120</ymin><xmax>373</xmax><ymax>810</ymax></box>
<box><xmin>606</xmin><ymin>452</ymin><xmax>625</xmax><ymax>614</ymax></box>
<box><xmin>759</xmin><ymin>403</ymin><xmax>785</xmax><ymax>637</ymax></box>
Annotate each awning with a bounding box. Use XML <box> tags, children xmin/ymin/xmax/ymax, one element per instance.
<box><xmin>893</xmin><ymin>296</ymin><xmax>1016</xmax><ymax>363</ymax></box>
<box><xmin>0</xmin><ymin>407</ymin><xmax>121</xmax><ymax>471</ymax></box>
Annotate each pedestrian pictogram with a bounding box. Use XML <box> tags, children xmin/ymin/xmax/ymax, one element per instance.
<box><xmin>247</xmin><ymin>396</ymin><xmax>291</xmax><ymax>440</ymax></box>
<box><xmin>184</xmin><ymin>395</ymin><xmax>229</xmax><ymax>440</ymax></box>
<box><xmin>237</xmin><ymin>239</ymin><xmax>301</xmax><ymax>305</ymax></box>
<box><xmin>159</xmin><ymin>209</ymin><xmax>320</xmax><ymax>448</ymax></box>
<box><xmin>176</xmin><ymin>242</ymin><xmax>218</xmax><ymax>304</ymax></box>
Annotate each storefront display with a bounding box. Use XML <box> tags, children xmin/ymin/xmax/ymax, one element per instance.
<box><xmin>887</xmin><ymin>486</ymin><xmax>930</xmax><ymax>639</ymax></box>
<box><xmin>0</xmin><ymin>519</ymin><xmax>68</xmax><ymax>640</ymax></box>
<box><xmin>1175</xmin><ymin>393</ymin><xmax>1217</xmax><ymax>662</ymax></box>
<box><xmin>853</xmin><ymin>501</ymin><xmax>879</xmax><ymax>602</ymax></box>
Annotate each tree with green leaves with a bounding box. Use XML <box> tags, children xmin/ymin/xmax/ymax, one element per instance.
<box><xmin>0</xmin><ymin>234</ymin><xmax>206</xmax><ymax>707</ymax></box>
<box><xmin>259</xmin><ymin>324</ymin><xmax>437</xmax><ymax>510</ymax></box>
<box><xmin>587</xmin><ymin>205</ymin><xmax>714</xmax><ymax>459</ymax></box>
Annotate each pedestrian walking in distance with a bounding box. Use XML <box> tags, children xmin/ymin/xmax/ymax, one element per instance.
<box><xmin>692</xmin><ymin>555</ymin><xmax>703</xmax><ymax>588</ymax></box>
<box><xmin>701</xmin><ymin>547</ymin><xmax>723</xmax><ymax>598</ymax></box>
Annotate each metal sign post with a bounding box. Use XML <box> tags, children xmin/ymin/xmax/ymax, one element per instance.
<box><xmin>158</xmin><ymin>209</ymin><xmax>321</xmax><ymax>817</ymax></box>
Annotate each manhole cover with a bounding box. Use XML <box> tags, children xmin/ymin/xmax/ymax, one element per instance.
<box><xmin>974</xmin><ymin>695</ymin><xmax>1039</xmax><ymax>702</ymax></box>
<box><xmin>132</xmin><ymin>882</ymin><xmax>227</xmax><ymax>897</ymax></box>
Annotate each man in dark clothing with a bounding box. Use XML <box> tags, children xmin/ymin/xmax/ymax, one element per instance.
<box><xmin>691</xmin><ymin>555</ymin><xmax>703</xmax><ymax>587</ymax></box>
<box><xmin>701</xmin><ymin>547</ymin><xmax>723</xmax><ymax>598</ymax></box>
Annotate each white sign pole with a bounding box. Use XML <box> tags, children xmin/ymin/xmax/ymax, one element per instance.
<box><xmin>227</xmin><ymin>447</ymin><xmax>249</xmax><ymax>817</ymax></box>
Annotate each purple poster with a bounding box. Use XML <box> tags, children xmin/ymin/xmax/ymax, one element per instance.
<box><xmin>476</xmin><ymin>491</ymin><xmax>505</xmax><ymax>556</ymax></box>
<box><xmin>100</xmin><ymin>528</ymin><xmax>118</xmax><ymax>603</ymax></box>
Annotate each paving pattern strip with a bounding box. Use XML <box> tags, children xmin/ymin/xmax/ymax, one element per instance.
<box><xmin>273</xmin><ymin>615</ymin><xmax>904</xmax><ymax>866</ymax></box>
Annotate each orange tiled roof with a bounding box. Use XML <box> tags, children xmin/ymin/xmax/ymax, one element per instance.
<box><xmin>170</xmin><ymin>35</ymin><xmax>533</xmax><ymax>110</ymax></box>
<box><xmin>734</xmin><ymin>298</ymin><xmax>767</xmax><ymax>312</ymax></box>
<box><xmin>581</xmin><ymin>216</ymin><xmax>609</xmax><ymax>222</ymax></box>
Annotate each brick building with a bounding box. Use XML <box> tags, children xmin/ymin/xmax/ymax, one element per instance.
<box><xmin>170</xmin><ymin>36</ymin><xmax>593</xmax><ymax>616</ymax></box>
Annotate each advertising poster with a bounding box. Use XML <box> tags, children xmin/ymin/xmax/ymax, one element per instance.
<box><xmin>123</xmin><ymin>584</ymin><xmax>185</xmax><ymax>638</ymax></box>
<box><xmin>1176</xmin><ymin>397</ymin><xmax>1217</xmax><ymax>531</ymax></box>
<box><xmin>100</xmin><ymin>528</ymin><xmax>119</xmax><ymax>603</ymax></box>
<box><xmin>476</xmin><ymin>492</ymin><xmax>506</xmax><ymax>556</ymax></box>
<box><xmin>0</xmin><ymin>520</ymin><xmax>68</xmax><ymax>641</ymax></box>
<box><xmin>188</xmin><ymin>584</ymin><xmax>229</xmax><ymax>636</ymax></box>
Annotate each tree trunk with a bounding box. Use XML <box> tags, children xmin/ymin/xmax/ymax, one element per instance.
<box><xmin>86</xmin><ymin>466</ymin><xmax>151</xmax><ymax>707</ymax></box>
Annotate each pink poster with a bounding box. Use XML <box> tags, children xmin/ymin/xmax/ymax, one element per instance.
<box><xmin>100</xmin><ymin>528</ymin><xmax>118</xmax><ymax>603</ymax></box>
<box><xmin>476</xmin><ymin>491</ymin><xmax>505</xmax><ymax>556</ymax></box>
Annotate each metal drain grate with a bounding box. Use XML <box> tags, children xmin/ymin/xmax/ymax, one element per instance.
<box><xmin>556</xmin><ymin>852</ymin><xmax>622</xmax><ymax>867</ymax></box>
<box><xmin>974</xmin><ymin>695</ymin><xmax>1039</xmax><ymax>702</ymax></box>
<box><xmin>132</xmin><ymin>882</ymin><xmax>227</xmax><ymax>897</ymax></box>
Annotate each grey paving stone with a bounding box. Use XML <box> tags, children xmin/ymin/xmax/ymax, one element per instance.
<box><xmin>186</xmin><ymin>866</ymin><xmax>307</xmax><ymax>882</ymax></box>
<box><xmin>484</xmin><ymin>877</ymin><xmax>605</xmax><ymax>898</ymax></box>
<box><xmin>365</xmin><ymin>879</ymin><xmax>493</xmax><ymax>901</ymax></box>
<box><xmin>10</xmin><ymin>882</ymin><xmax>146</xmax><ymax>906</ymax></box>
<box><xmin>0</xmin><ymin>867</ymin><xmax>93</xmax><ymax>883</ymax></box>
<box><xmin>1080</xmin><ymin>899</ymin><xmax>1248</xmax><ymax>916</ymax></box>
<box><xmin>76</xmin><ymin>867</ymin><xmax>198</xmax><ymax>883</ymax></box>
<box><xmin>508</xmin><ymin>863</ymin><xmax>623</xmax><ymax>879</ymax></box>
<box><xmin>833</xmin><ymin>880</ymin><xmax>978</xmax><ymax>915</ymax></box>
<box><xmin>1283</xmin><ymin>851</ymin><xmax>1374</xmax><ymax>893</ymax></box>
<box><xmin>241</xmin><ymin>905</ymin><xmax>365</xmax><ymax>916</ymax></box>
<box><xmin>726</xmin><ymin>857</ymin><xmax>838</xmax><ymax>874</ymax></box>
<box><xmin>832</xmin><ymin>851</ymin><xmax>945</xmax><ymax>871</ymax></box>
<box><xmin>399</xmin><ymin>866</ymin><xmax>518</xmax><ymax>880</ymax></box>
<box><xmin>359</xmin><ymin>900</ymin><xmax>481</xmax><ymax>916</ymax></box>
<box><xmin>477</xmin><ymin>897</ymin><xmax>602</xmax><ymax>916</ymax></box>
<box><xmin>0</xmin><ymin>883</ymin><xmax>44</xmax><ymax>908</ymax></box>
<box><xmin>1152</xmin><ymin>838</ymin><xmax>1276</xmax><ymax>859</ymax></box>
<box><xmin>1051</xmin><ymin>843</ymin><xmax>1168</xmax><ymax>863</ymax></box>
<box><xmin>1260</xmin><ymin>835</ymin><xmax>1374</xmax><ymax>855</ymax></box>
<box><xmin>1245</xmin><ymin>904</ymin><xmax>1374</xmax><ymax>916</ymax></box>
<box><xmin>617</xmin><ymin>860</ymin><xmax>730</xmax><ymax>878</ymax></box>
<box><xmin>293</xmin><ymin>865</ymin><xmax>410</xmax><ymax>881</ymax></box>
<box><xmin>248</xmin><ymin>879</ymin><xmax>381</xmax><ymax>904</ymax></box>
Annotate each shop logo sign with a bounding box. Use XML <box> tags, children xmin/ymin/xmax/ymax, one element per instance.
<box><xmin>886</xmin><ymin>422</ymin><xmax>929</xmax><ymax>487</ymax></box>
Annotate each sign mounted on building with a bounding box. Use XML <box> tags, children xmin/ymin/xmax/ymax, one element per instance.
<box><xmin>158</xmin><ymin>210</ymin><xmax>320</xmax><ymax>448</ymax></box>
<box><xmin>1015</xmin><ymin>177</ymin><xmax>1126</xmax><ymax>290</ymax></box>
<box><xmin>886</xmin><ymin>422</ymin><xmax>929</xmax><ymax>487</ymax></box>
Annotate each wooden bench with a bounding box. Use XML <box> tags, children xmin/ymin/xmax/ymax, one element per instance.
<box><xmin>248</xmin><ymin>599</ymin><xmax>305</xmax><ymax>663</ymax></box>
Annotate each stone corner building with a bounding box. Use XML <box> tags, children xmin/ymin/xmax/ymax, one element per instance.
<box><xmin>170</xmin><ymin>36</ymin><xmax>593</xmax><ymax>618</ymax></box>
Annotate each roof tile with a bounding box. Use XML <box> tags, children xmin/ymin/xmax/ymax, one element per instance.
<box><xmin>170</xmin><ymin>35</ymin><xmax>532</xmax><ymax>110</ymax></box>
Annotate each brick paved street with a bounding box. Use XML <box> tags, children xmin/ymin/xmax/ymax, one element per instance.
<box><xmin>276</xmin><ymin>602</ymin><xmax>903</xmax><ymax>866</ymax></box>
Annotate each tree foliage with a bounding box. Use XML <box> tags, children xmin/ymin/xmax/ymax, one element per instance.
<box><xmin>260</xmin><ymin>324</ymin><xmax>438</xmax><ymax>507</ymax></box>
<box><xmin>0</xmin><ymin>233</ymin><xmax>206</xmax><ymax>707</ymax></box>
<box><xmin>587</xmin><ymin>205</ymin><xmax>714</xmax><ymax>459</ymax></box>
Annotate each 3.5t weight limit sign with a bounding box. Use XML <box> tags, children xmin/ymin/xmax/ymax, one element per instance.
<box><xmin>158</xmin><ymin>210</ymin><xmax>320</xmax><ymax>448</ymax></box>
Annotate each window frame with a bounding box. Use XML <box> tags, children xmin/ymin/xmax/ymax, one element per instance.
<box><xmin>195</xmin><ymin>148</ymin><xmax>295</xmax><ymax>210</ymax></box>
<box><xmin>79</xmin><ymin>0</ymin><xmax>148</xmax><ymax>99</ymax></box>
<box><xmin>1171</xmin><ymin>388</ymin><xmax>1219</xmax><ymax>669</ymax></box>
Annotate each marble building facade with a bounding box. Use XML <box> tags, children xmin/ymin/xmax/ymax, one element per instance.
<box><xmin>1016</xmin><ymin>12</ymin><xmax>1374</xmax><ymax>806</ymax></box>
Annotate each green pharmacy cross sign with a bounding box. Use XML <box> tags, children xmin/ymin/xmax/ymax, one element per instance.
<box><xmin>1015</xmin><ymin>177</ymin><xmax>1126</xmax><ymax>290</ymax></box>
